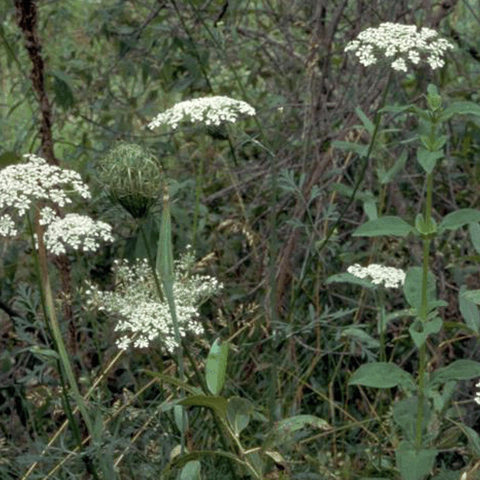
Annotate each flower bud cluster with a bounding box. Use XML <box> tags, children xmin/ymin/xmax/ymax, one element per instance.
<box><xmin>148</xmin><ymin>96</ymin><xmax>255</xmax><ymax>130</ymax></box>
<box><xmin>345</xmin><ymin>22</ymin><xmax>454</xmax><ymax>72</ymax></box>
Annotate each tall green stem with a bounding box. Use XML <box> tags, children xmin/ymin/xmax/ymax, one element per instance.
<box><xmin>415</xmin><ymin>151</ymin><xmax>436</xmax><ymax>450</ymax></box>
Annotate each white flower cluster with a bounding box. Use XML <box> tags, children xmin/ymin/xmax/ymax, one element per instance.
<box><xmin>475</xmin><ymin>380</ymin><xmax>480</xmax><ymax>406</ymax></box>
<box><xmin>345</xmin><ymin>22</ymin><xmax>454</xmax><ymax>72</ymax></box>
<box><xmin>148</xmin><ymin>95</ymin><xmax>255</xmax><ymax>130</ymax></box>
<box><xmin>0</xmin><ymin>154</ymin><xmax>113</xmax><ymax>254</ymax></box>
<box><xmin>347</xmin><ymin>263</ymin><xmax>406</xmax><ymax>289</ymax></box>
<box><xmin>85</xmin><ymin>250</ymin><xmax>222</xmax><ymax>352</ymax></box>
<box><xmin>43</xmin><ymin>214</ymin><xmax>114</xmax><ymax>255</ymax></box>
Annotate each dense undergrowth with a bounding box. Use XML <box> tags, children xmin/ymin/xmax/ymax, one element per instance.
<box><xmin>1</xmin><ymin>1</ymin><xmax>480</xmax><ymax>479</ymax></box>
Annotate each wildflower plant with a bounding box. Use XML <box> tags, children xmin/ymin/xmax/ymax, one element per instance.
<box><xmin>86</xmin><ymin>250</ymin><xmax>222</xmax><ymax>352</ymax></box>
<box><xmin>147</xmin><ymin>95</ymin><xmax>255</xmax><ymax>130</ymax></box>
<box><xmin>345</xmin><ymin>22</ymin><xmax>454</xmax><ymax>72</ymax></box>
<box><xmin>0</xmin><ymin>154</ymin><xmax>113</xmax><ymax>254</ymax></box>
<box><xmin>0</xmin><ymin>153</ymin><xmax>116</xmax><ymax>466</ymax></box>
<box><xmin>333</xmin><ymin>22</ymin><xmax>480</xmax><ymax>480</ymax></box>
<box><xmin>347</xmin><ymin>263</ymin><xmax>406</xmax><ymax>289</ymax></box>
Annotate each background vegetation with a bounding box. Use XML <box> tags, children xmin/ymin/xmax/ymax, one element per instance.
<box><xmin>1</xmin><ymin>0</ymin><xmax>480</xmax><ymax>478</ymax></box>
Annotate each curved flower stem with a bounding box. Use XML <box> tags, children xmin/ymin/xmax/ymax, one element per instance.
<box><xmin>26</xmin><ymin>213</ymin><xmax>100</xmax><ymax>479</ymax></box>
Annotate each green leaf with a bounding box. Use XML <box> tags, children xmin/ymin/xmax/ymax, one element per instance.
<box><xmin>50</xmin><ymin>70</ymin><xmax>75</xmax><ymax>110</ymax></box>
<box><xmin>439</xmin><ymin>101</ymin><xmax>480</xmax><ymax>122</ymax></box>
<box><xmin>352</xmin><ymin>216</ymin><xmax>413</xmax><ymax>237</ymax></box>
<box><xmin>363</xmin><ymin>199</ymin><xmax>377</xmax><ymax>221</ymax></box>
<box><xmin>415</xmin><ymin>213</ymin><xmax>437</xmax><ymax>236</ymax></box>
<box><xmin>430</xmin><ymin>360</ymin><xmax>480</xmax><ymax>385</ymax></box>
<box><xmin>174</xmin><ymin>405</ymin><xmax>189</xmax><ymax>434</ymax></box>
<box><xmin>355</xmin><ymin>106</ymin><xmax>374</xmax><ymax>135</ymax></box>
<box><xmin>440</xmin><ymin>209</ymin><xmax>480</xmax><ymax>231</ymax></box>
<box><xmin>393</xmin><ymin>397</ymin><xmax>430</xmax><ymax>442</ymax></box>
<box><xmin>330</xmin><ymin>183</ymin><xmax>375</xmax><ymax>203</ymax></box>
<box><xmin>180</xmin><ymin>460</ymin><xmax>201</xmax><ymax>480</ymax></box>
<box><xmin>341</xmin><ymin>327</ymin><xmax>380</xmax><ymax>349</ymax></box>
<box><xmin>180</xmin><ymin>395</ymin><xmax>228</xmax><ymax>419</ymax></box>
<box><xmin>403</xmin><ymin>267</ymin><xmax>437</xmax><ymax>311</ymax></box>
<box><xmin>205</xmin><ymin>338</ymin><xmax>228</xmax><ymax>395</ymax></box>
<box><xmin>332</xmin><ymin>140</ymin><xmax>368</xmax><ymax>157</ymax></box>
<box><xmin>227</xmin><ymin>397</ymin><xmax>253</xmax><ymax>437</ymax></box>
<box><xmin>265</xmin><ymin>415</ymin><xmax>330</xmax><ymax>449</ymax></box>
<box><xmin>409</xmin><ymin>317</ymin><xmax>443</xmax><ymax>348</ymax></box>
<box><xmin>0</xmin><ymin>151</ymin><xmax>21</xmax><ymax>169</ymax></box>
<box><xmin>416</xmin><ymin>147</ymin><xmax>444</xmax><ymax>174</ymax></box>
<box><xmin>395</xmin><ymin>442</ymin><xmax>436</xmax><ymax>480</ymax></box>
<box><xmin>459</xmin><ymin>285</ymin><xmax>480</xmax><ymax>334</ymax></box>
<box><xmin>348</xmin><ymin>362</ymin><xmax>415</xmax><ymax>389</ymax></box>
<box><xmin>461</xmin><ymin>289</ymin><xmax>480</xmax><ymax>305</ymax></box>
<box><xmin>459</xmin><ymin>424</ymin><xmax>480</xmax><ymax>456</ymax></box>
<box><xmin>377</xmin><ymin>150</ymin><xmax>407</xmax><ymax>185</ymax></box>
<box><xmin>469</xmin><ymin>222</ymin><xmax>480</xmax><ymax>254</ymax></box>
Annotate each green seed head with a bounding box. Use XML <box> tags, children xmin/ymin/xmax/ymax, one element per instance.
<box><xmin>98</xmin><ymin>142</ymin><xmax>163</xmax><ymax>219</ymax></box>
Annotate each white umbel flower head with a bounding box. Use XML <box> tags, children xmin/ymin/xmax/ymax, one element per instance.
<box><xmin>0</xmin><ymin>154</ymin><xmax>114</xmax><ymax>255</ymax></box>
<box><xmin>148</xmin><ymin>95</ymin><xmax>255</xmax><ymax>130</ymax></box>
<box><xmin>43</xmin><ymin>214</ymin><xmax>114</xmax><ymax>256</ymax></box>
<box><xmin>86</xmin><ymin>250</ymin><xmax>222</xmax><ymax>352</ymax></box>
<box><xmin>347</xmin><ymin>263</ymin><xmax>406</xmax><ymax>289</ymax></box>
<box><xmin>0</xmin><ymin>154</ymin><xmax>90</xmax><ymax>236</ymax></box>
<box><xmin>345</xmin><ymin>22</ymin><xmax>454</xmax><ymax>72</ymax></box>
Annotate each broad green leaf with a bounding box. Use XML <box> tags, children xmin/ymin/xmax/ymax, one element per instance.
<box><xmin>180</xmin><ymin>460</ymin><xmax>201</xmax><ymax>480</ymax></box>
<box><xmin>459</xmin><ymin>285</ymin><xmax>480</xmax><ymax>334</ymax></box>
<box><xmin>469</xmin><ymin>222</ymin><xmax>480</xmax><ymax>254</ymax></box>
<box><xmin>395</xmin><ymin>442</ymin><xmax>436</xmax><ymax>480</ymax></box>
<box><xmin>440</xmin><ymin>209</ymin><xmax>480</xmax><ymax>231</ymax></box>
<box><xmin>439</xmin><ymin>101</ymin><xmax>480</xmax><ymax>122</ymax></box>
<box><xmin>430</xmin><ymin>360</ymin><xmax>480</xmax><ymax>385</ymax></box>
<box><xmin>349</xmin><ymin>362</ymin><xmax>415</xmax><ymax>389</ymax></box>
<box><xmin>363</xmin><ymin>199</ymin><xmax>377</xmax><ymax>221</ymax></box>
<box><xmin>403</xmin><ymin>267</ymin><xmax>437</xmax><ymax>311</ymax></box>
<box><xmin>462</xmin><ymin>289</ymin><xmax>480</xmax><ymax>305</ymax></box>
<box><xmin>409</xmin><ymin>317</ymin><xmax>443</xmax><ymax>348</ymax></box>
<box><xmin>352</xmin><ymin>216</ymin><xmax>413</xmax><ymax>237</ymax></box>
<box><xmin>416</xmin><ymin>147</ymin><xmax>444</xmax><ymax>174</ymax></box>
<box><xmin>180</xmin><ymin>395</ymin><xmax>228</xmax><ymax>419</ymax></box>
<box><xmin>265</xmin><ymin>415</ymin><xmax>330</xmax><ymax>449</ymax></box>
<box><xmin>227</xmin><ymin>397</ymin><xmax>252</xmax><ymax>437</ymax></box>
<box><xmin>205</xmin><ymin>338</ymin><xmax>228</xmax><ymax>395</ymax></box>
<box><xmin>393</xmin><ymin>397</ymin><xmax>430</xmax><ymax>442</ymax></box>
